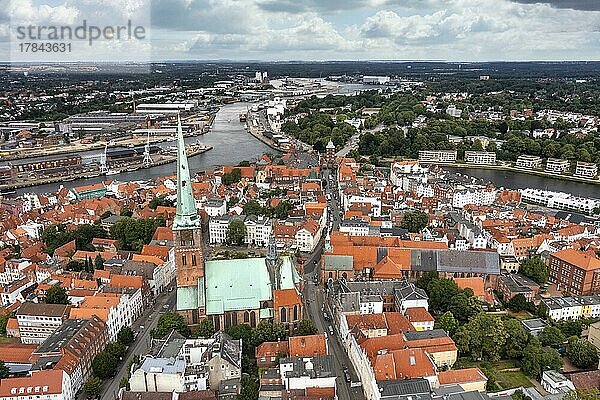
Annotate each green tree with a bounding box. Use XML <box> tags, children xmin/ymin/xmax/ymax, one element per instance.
<box><xmin>519</xmin><ymin>256</ymin><xmax>549</xmax><ymax>284</ymax></box>
<box><xmin>226</xmin><ymin>220</ymin><xmax>246</xmax><ymax>246</ymax></box>
<box><xmin>567</xmin><ymin>338</ymin><xmax>599</xmax><ymax>369</ymax></box>
<box><xmin>427</xmin><ymin>278</ymin><xmax>460</xmax><ymax>312</ymax></box>
<box><xmin>45</xmin><ymin>284</ymin><xmax>70</xmax><ymax>305</ymax></box>
<box><xmin>148</xmin><ymin>196</ymin><xmax>174</xmax><ymax>210</ymax></box>
<box><xmin>560</xmin><ymin>320</ymin><xmax>584</xmax><ymax>338</ymax></box>
<box><xmin>151</xmin><ymin>312</ymin><xmax>190</xmax><ymax>338</ymax></box>
<box><xmin>117</xmin><ymin>327</ymin><xmax>135</xmax><ymax>346</ymax></box>
<box><xmin>512</xmin><ymin>389</ymin><xmax>532</xmax><ymax>400</ymax></box>
<box><xmin>0</xmin><ymin>313</ymin><xmax>11</xmax><ymax>336</ymax></box>
<box><xmin>400</xmin><ymin>211</ymin><xmax>429</xmax><ymax>233</ymax></box>
<box><xmin>563</xmin><ymin>389</ymin><xmax>600</xmax><ymax>400</ymax></box>
<box><xmin>522</xmin><ymin>337</ymin><xmax>563</xmax><ymax>378</ymax></box>
<box><xmin>106</xmin><ymin>342</ymin><xmax>126</xmax><ymax>360</ymax></box>
<box><xmin>239</xmin><ymin>375</ymin><xmax>259</xmax><ymax>400</ymax></box>
<box><xmin>296</xmin><ymin>319</ymin><xmax>318</xmax><ymax>336</ymax></box>
<box><xmin>110</xmin><ymin>216</ymin><xmax>166</xmax><ymax>251</ymax></box>
<box><xmin>120</xmin><ymin>207</ymin><xmax>133</xmax><ymax>217</ymax></box>
<box><xmin>538</xmin><ymin>326</ymin><xmax>566</xmax><ymax>347</ymax></box>
<box><xmin>252</xmin><ymin>321</ymin><xmax>286</xmax><ymax>347</ymax></box>
<box><xmin>222</xmin><ymin>168</ymin><xmax>242</xmax><ymax>186</ymax></box>
<box><xmin>92</xmin><ymin>351</ymin><xmax>118</xmax><ymax>379</ymax></box>
<box><xmin>507</xmin><ymin>294</ymin><xmax>528</xmax><ymax>312</ymax></box>
<box><xmin>94</xmin><ymin>254</ymin><xmax>104</xmax><ymax>270</ymax></box>
<box><xmin>119</xmin><ymin>377</ymin><xmax>129</xmax><ymax>389</ymax></box>
<box><xmin>196</xmin><ymin>319</ymin><xmax>215</xmax><ymax>338</ymax></box>
<box><xmin>0</xmin><ymin>360</ymin><xmax>9</xmax><ymax>379</ymax></box>
<box><xmin>455</xmin><ymin>313</ymin><xmax>507</xmax><ymax>361</ymax></box>
<box><xmin>502</xmin><ymin>318</ymin><xmax>531</xmax><ymax>359</ymax></box>
<box><xmin>435</xmin><ymin>311</ymin><xmax>459</xmax><ymax>336</ymax></box>
<box><xmin>84</xmin><ymin>377</ymin><xmax>102</xmax><ymax>398</ymax></box>
<box><xmin>243</xmin><ymin>200</ymin><xmax>264</xmax><ymax>216</ymax></box>
<box><xmin>448</xmin><ymin>292</ymin><xmax>482</xmax><ymax>322</ymax></box>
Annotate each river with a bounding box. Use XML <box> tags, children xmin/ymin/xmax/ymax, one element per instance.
<box><xmin>444</xmin><ymin>166</ymin><xmax>600</xmax><ymax>198</ymax></box>
<box><xmin>14</xmin><ymin>102</ymin><xmax>272</xmax><ymax>195</ymax></box>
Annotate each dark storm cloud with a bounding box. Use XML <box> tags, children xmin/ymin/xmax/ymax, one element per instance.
<box><xmin>513</xmin><ymin>0</ymin><xmax>600</xmax><ymax>11</ymax></box>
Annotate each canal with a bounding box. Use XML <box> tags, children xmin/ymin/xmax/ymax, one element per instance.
<box><xmin>444</xmin><ymin>166</ymin><xmax>600</xmax><ymax>199</ymax></box>
<box><xmin>14</xmin><ymin>103</ymin><xmax>273</xmax><ymax>195</ymax></box>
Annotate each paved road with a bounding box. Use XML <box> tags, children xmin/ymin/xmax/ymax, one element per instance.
<box><xmin>301</xmin><ymin>167</ymin><xmax>365</xmax><ymax>400</ymax></box>
<box><xmin>99</xmin><ymin>286</ymin><xmax>177</xmax><ymax>400</ymax></box>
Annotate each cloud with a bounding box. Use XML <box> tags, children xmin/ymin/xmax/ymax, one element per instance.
<box><xmin>513</xmin><ymin>0</ymin><xmax>600</xmax><ymax>11</ymax></box>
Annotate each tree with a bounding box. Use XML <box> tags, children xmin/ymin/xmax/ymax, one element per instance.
<box><xmin>0</xmin><ymin>361</ymin><xmax>9</xmax><ymax>379</ymax></box>
<box><xmin>436</xmin><ymin>311</ymin><xmax>459</xmax><ymax>336</ymax></box>
<box><xmin>151</xmin><ymin>312</ymin><xmax>189</xmax><ymax>338</ymax></box>
<box><xmin>427</xmin><ymin>278</ymin><xmax>460</xmax><ymax>312</ymax></box>
<box><xmin>296</xmin><ymin>319</ymin><xmax>318</xmax><ymax>336</ymax></box>
<box><xmin>512</xmin><ymin>389</ymin><xmax>532</xmax><ymax>400</ymax></box>
<box><xmin>563</xmin><ymin>389</ymin><xmax>600</xmax><ymax>400</ymax></box>
<box><xmin>567</xmin><ymin>338</ymin><xmax>599</xmax><ymax>369</ymax></box>
<box><xmin>148</xmin><ymin>196</ymin><xmax>174</xmax><ymax>210</ymax></box>
<box><xmin>196</xmin><ymin>319</ymin><xmax>215</xmax><ymax>338</ymax></box>
<box><xmin>503</xmin><ymin>318</ymin><xmax>531</xmax><ymax>359</ymax></box>
<box><xmin>560</xmin><ymin>320</ymin><xmax>584</xmax><ymax>338</ymax></box>
<box><xmin>0</xmin><ymin>313</ymin><xmax>10</xmax><ymax>336</ymax></box>
<box><xmin>94</xmin><ymin>254</ymin><xmax>104</xmax><ymax>270</ymax></box>
<box><xmin>120</xmin><ymin>207</ymin><xmax>133</xmax><ymax>217</ymax></box>
<box><xmin>106</xmin><ymin>342</ymin><xmax>126</xmax><ymax>360</ymax></box>
<box><xmin>522</xmin><ymin>337</ymin><xmax>563</xmax><ymax>378</ymax></box>
<box><xmin>110</xmin><ymin>216</ymin><xmax>166</xmax><ymax>251</ymax></box>
<box><xmin>252</xmin><ymin>321</ymin><xmax>286</xmax><ymax>347</ymax></box>
<box><xmin>226</xmin><ymin>220</ymin><xmax>246</xmax><ymax>246</ymax></box>
<box><xmin>239</xmin><ymin>375</ymin><xmax>259</xmax><ymax>400</ymax></box>
<box><xmin>507</xmin><ymin>294</ymin><xmax>528</xmax><ymax>312</ymax></box>
<box><xmin>538</xmin><ymin>326</ymin><xmax>566</xmax><ymax>348</ymax></box>
<box><xmin>45</xmin><ymin>284</ymin><xmax>70</xmax><ymax>305</ymax></box>
<box><xmin>222</xmin><ymin>168</ymin><xmax>242</xmax><ymax>186</ymax></box>
<box><xmin>455</xmin><ymin>313</ymin><xmax>507</xmax><ymax>361</ymax></box>
<box><xmin>84</xmin><ymin>377</ymin><xmax>102</xmax><ymax>398</ymax></box>
<box><xmin>92</xmin><ymin>351</ymin><xmax>118</xmax><ymax>379</ymax></box>
<box><xmin>448</xmin><ymin>292</ymin><xmax>482</xmax><ymax>322</ymax></box>
<box><xmin>400</xmin><ymin>211</ymin><xmax>429</xmax><ymax>233</ymax></box>
<box><xmin>117</xmin><ymin>327</ymin><xmax>135</xmax><ymax>346</ymax></box>
<box><xmin>520</xmin><ymin>256</ymin><xmax>549</xmax><ymax>285</ymax></box>
<box><xmin>243</xmin><ymin>200</ymin><xmax>264</xmax><ymax>216</ymax></box>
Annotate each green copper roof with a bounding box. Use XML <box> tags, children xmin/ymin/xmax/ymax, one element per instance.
<box><xmin>205</xmin><ymin>258</ymin><xmax>273</xmax><ymax>315</ymax></box>
<box><xmin>173</xmin><ymin>114</ymin><xmax>200</xmax><ymax>230</ymax></box>
<box><xmin>323</xmin><ymin>255</ymin><xmax>353</xmax><ymax>271</ymax></box>
<box><xmin>279</xmin><ymin>256</ymin><xmax>302</xmax><ymax>290</ymax></box>
<box><xmin>177</xmin><ymin>285</ymin><xmax>199</xmax><ymax>311</ymax></box>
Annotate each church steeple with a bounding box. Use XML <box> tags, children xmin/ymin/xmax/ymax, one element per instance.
<box><xmin>173</xmin><ymin>114</ymin><xmax>200</xmax><ymax>230</ymax></box>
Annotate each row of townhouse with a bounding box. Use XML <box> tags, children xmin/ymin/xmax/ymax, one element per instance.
<box><xmin>542</xmin><ymin>295</ymin><xmax>600</xmax><ymax>321</ymax></box>
<box><xmin>209</xmin><ymin>214</ymin><xmax>273</xmax><ymax>246</ymax></box>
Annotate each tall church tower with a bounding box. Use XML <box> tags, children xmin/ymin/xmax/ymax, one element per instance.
<box><xmin>173</xmin><ymin>114</ymin><xmax>204</xmax><ymax>292</ymax></box>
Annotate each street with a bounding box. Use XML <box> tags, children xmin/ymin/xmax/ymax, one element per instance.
<box><xmin>98</xmin><ymin>286</ymin><xmax>177</xmax><ymax>400</ymax></box>
<box><xmin>302</xmin><ymin>167</ymin><xmax>366</xmax><ymax>400</ymax></box>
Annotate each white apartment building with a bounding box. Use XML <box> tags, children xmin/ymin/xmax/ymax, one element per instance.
<box><xmin>418</xmin><ymin>150</ymin><xmax>457</xmax><ymax>163</ymax></box>
<box><xmin>515</xmin><ymin>155</ymin><xmax>542</xmax><ymax>169</ymax></box>
<box><xmin>0</xmin><ymin>370</ymin><xmax>74</xmax><ymax>400</ymax></box>
<box><xmin>574</xmin><ymin>161</ymin><xmax>598</xmax><ymax>179</ymax></box>
<box><xmin>541</xmin><ymin>296</ymin><xmax>600</xmax><ymax>321</ymax></box>
<box><xmin>15</xmin><ymin>302</ymin><xmax>70</xmax><ymax>344</ymax></box>
<box><xmin>360</xmin><ymin>295</ymin><xmax>384</xmax><ymax>315</ymax></box>
<box><xmin>245</xmin><ymin>215</ymin><xmax>272</xmax><ymax>247</ymax></box>
<box><xmin>520</xmin><ymin>188</ymin><xmax>600</xmax><ymax>214</ymax></box>
<box><xmin>344</xmin><ymin>195</ymin><xmax>382</xmax><ymax>217</ymax></box>
<box><xmin>389</xmin><ymin>161</ymin><xmax>428</xmax><ymax>186</ymax></box>
<box><xmin>545</xmin><ymin>158</ymin><xmax>570</xmax><ymax>174</ymax></box>
<box><xmin>295</xmin><ymin>220</ymin><xmax>321</xmax><ymax>253</ymax></box>
<box><xmin>339</xmin><ymin>218</ymin><xmax>370</xmax><ymax>236</ymax></box>
<box><xmin>202</xmin><ymin>199</ymin><xmax>227</xmax><ymax>217</ymax></box>
<box><xmin>464</xmin><ymin>151</ymin><xmax>497</xmax><ymax>165</ymax></box>
<box><xmin>452</xmin><ymin>188</ymin><xmax>497</xmax><ymax>209</ymax></box>
<box><xmin>446</xmin><ymin>105</ymin><xmax>463</xmax><ymax>118</ymax></box>
<box><xmin>0</xmin><ymin>258</ymin><xmax>30</xmax><ymax>285</ymax></box>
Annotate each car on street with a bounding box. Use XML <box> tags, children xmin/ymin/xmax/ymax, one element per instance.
<box><xmin>328</xmin><ymin>325</ymin><xmax>334</xmax><ymax>336</ymax></box>
<box><xmin>343</xmin><ymin>366</ymin><xmax>351</xmax><ymax>382</ymax></box>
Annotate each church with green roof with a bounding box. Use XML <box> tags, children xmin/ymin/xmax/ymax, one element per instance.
<box><xmin>172</xmin><ymin>115</ymin><xmax>303</xmax><ymax>331</ymax></box>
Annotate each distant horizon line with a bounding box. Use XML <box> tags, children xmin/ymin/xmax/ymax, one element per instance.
<box><xmin>3</xmin><ymin>59</ymin><xmax>600</xmax><ymax>65</ymax></box>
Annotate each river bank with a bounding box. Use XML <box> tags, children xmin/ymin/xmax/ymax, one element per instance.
<box><xmin>428</xmin><ymin>162</ymin><xmax>600</xmax><ymax>186</ymax></box>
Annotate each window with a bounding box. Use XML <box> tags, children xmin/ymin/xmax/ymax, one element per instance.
<box><xmin>293</xmin><ymin>305</ymin><xmax>298</xmax><ymax>321</ymax></box>
<box><xmin>280</xmin><ymin>307</ymin><xmax>287</xmax><ymax>323</ymax></box>
<box><xmin>182</xmin><ymin>255</ymin><xmax>187</xmax><ymax>266</ymax></box>
<box><xmin>192</xmin><ymin>254</ymin><xmax>197</xmax><ymax>266</ymax></box>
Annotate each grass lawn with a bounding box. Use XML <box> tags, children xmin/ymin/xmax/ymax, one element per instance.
<box><xmin>494</xmin><ymin>370</ymin><xmax>534</xmax><ymax>390</ymax></box>
<box><xmin>507</xmin><ymin>311</ymin><xmax>535</xmax><ymax>321</ymax></box>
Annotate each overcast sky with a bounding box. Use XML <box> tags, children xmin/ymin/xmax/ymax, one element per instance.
<box><xmin>2</xmin><ymin>0</ymin><xmax>600</xmax><ymax>62</ymax></box>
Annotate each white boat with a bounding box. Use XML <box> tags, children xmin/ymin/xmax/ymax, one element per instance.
<box><xmin>106</xmin><ymin>170</ymin><xmax>120</xmax><ymax>176</ymax></box>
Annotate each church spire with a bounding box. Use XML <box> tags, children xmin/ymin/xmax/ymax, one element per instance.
<box><xmin>173</xmin><ymin>114</ymin><xmax>200</xmax><ymax>230</ymax></box>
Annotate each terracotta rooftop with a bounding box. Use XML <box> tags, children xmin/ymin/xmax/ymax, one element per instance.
<box><xmin>289</xmin><ymin>334</ymin><xmax>327</xmax><ymax>358</ymax></box>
